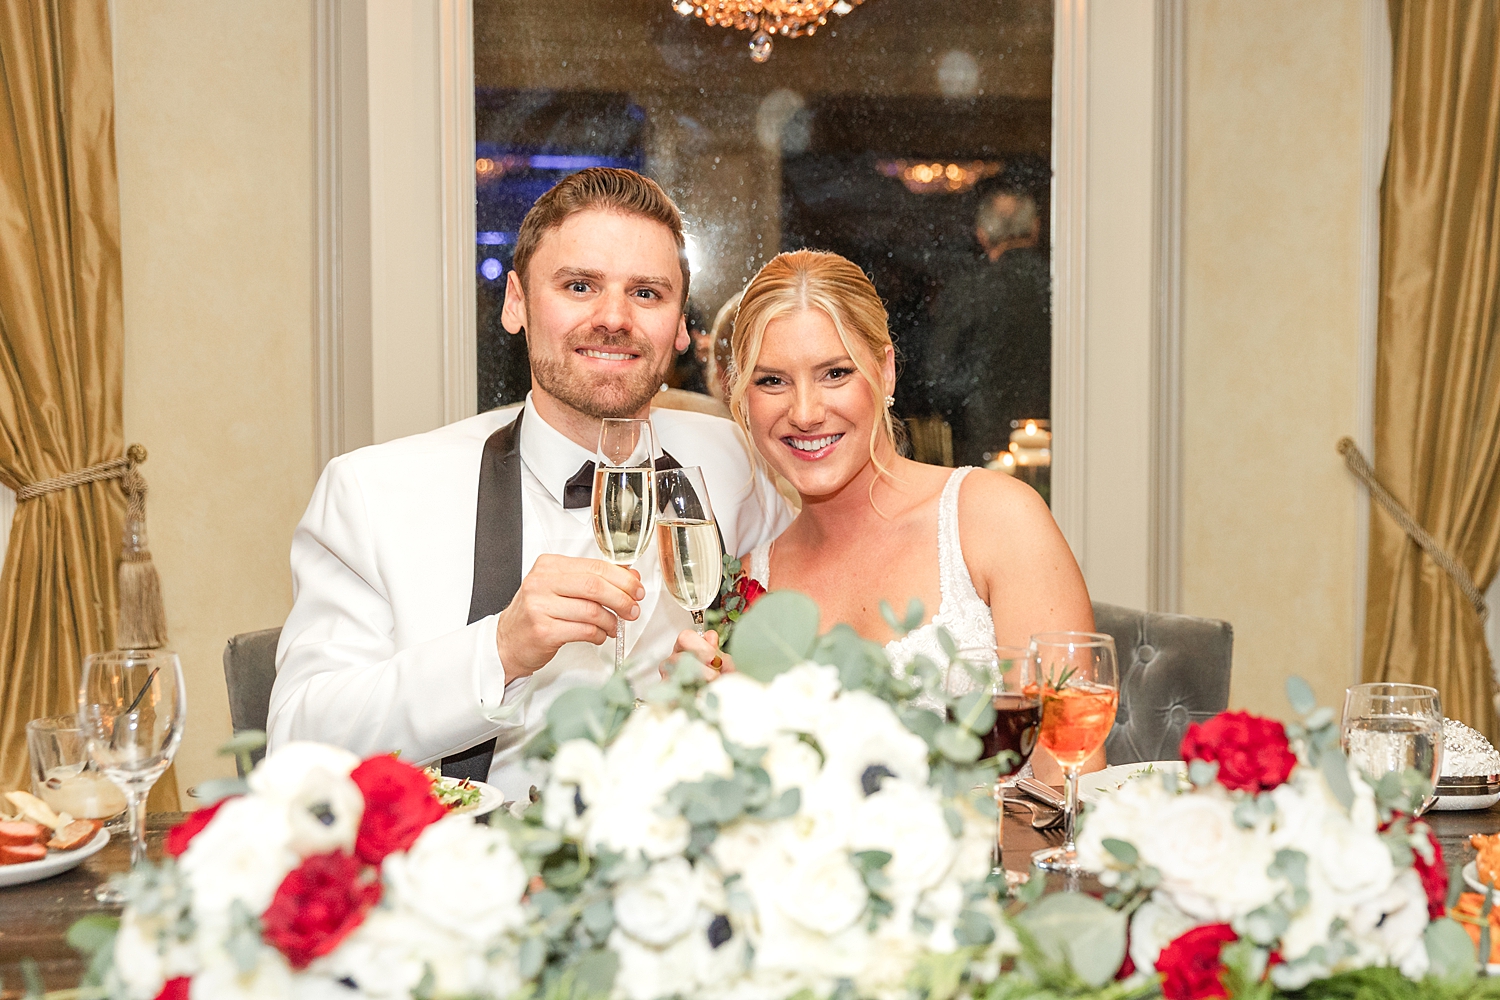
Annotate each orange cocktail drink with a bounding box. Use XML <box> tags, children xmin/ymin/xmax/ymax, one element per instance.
<box><xmin>1037</xmin><ymin>683</ymin><xmax>1118</xmax><ymax>768</ymax></box>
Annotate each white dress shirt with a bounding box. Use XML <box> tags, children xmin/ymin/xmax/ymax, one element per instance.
<box><xmin>267</xmin><ymin>396</ymin><xmax>793</xmax><ymax>800</ymax></box>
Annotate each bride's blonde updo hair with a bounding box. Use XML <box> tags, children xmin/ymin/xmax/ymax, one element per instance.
<box><xmin>728</xmin><ymin>250</ymin><xmax>901</xmax><ymax>481</ymax></box>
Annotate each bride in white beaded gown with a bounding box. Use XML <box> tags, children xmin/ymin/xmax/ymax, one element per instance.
<box><xmin>674</xmin><ymin>249</ymin><xmax>1094</xmax><ymax>696</ymax></box>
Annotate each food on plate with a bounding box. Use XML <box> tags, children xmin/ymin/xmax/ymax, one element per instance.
<box><xmin>1452</xmin><ymin>892</ymin><xmax>1500</xmax><ymax>962</ymax></box>
<box><xmin>1472</xmin><ymin>833</ymin><xmax>1500</xmax><ymax>888</ymax></box>
<box><xmin>422</xmin><ymin>767</ymin><xmax>483</xmax><ymax>813</ymax></box>
<box><xmin>0</xmin><ymin>789</ymin><xmax>105</xmax><ymax>863</ymax></box>
<box><xmin>48</xmin><ymin>818</ymin><xmax>103</xmax><ymax>851</ymax></box>
<box><xmin>0</xmin><ymin>820</ymin><xmax>48</xmax><ymax>847</ymax></box>
<box><xmin>0</xmin><ymin>842</ymin><xmax>47</xmax><ymax>865</ymax></box>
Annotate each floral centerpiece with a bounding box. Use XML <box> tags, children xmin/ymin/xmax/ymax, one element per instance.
<box><xmin>1076</xmin><ymin>681</ymin><xmax>1475</xmax><ymax>998</ymax></box>
<box><xmin>61</xmin><ymin>595</ymin><xmax>1490</xmax><ymax>1000</ymax></box>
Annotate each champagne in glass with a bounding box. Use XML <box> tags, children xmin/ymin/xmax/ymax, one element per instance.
<box><xmin>655</xmin><ymin>466</ymin><xmax>723</xmax><ymax>632</ymax></box>
<box><xmin>1341</xmin><ymin>682</ymin><xmax>1443</xmax><ymax>813</ymax></box>
<box><xmin>78</xmin><ymin>648</ymin><xmax>186</xmax><ymax>902</ymax></box>
<box><xmin>1028</xmin><ymin>631</ymin><xmax>1118</xmax><ymax>877</ymax></box>
<box><xmin>593</xmin><ymin>418</ymin><xmax>656</xmax><ymax>671</ymax></box>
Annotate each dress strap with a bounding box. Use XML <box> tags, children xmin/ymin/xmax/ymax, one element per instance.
<box><xmin>746</xmin><ymin>538</ymin><xmax>774</xmax><ymax>589</ymax></box>
<box><xmin>936</xmin><ymin>467</ymin><xmax>980</xmax><ymax>604</ymax></box>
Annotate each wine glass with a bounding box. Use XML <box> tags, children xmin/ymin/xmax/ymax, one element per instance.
<box><xmin>655</xmin><ymin>466</ymin><xmax>723</xmax><ymax>633</ymax></box>
<box><xmin>593</xmin><ymin>418</ymin><xmax>656</xmax><ymax>671</ymax></box>
<box><xmin>947</xmin><ymin>645</ymin><xmax>1037</xmax><ymax>878</ymax></box>
<box><xmin>1341</xmin><ymin>682</ymin><xmax>1444</xmax><ymax>814</ymax></box>
<box><xmin>1028</xmin><ymin>631</ymin><xmax>1118</xmax><ymax>875</ymax></box>
<box><xmin>78</xmin><ymin>648</ymin><xmax>186</xmax><ymax>901</ymax></box>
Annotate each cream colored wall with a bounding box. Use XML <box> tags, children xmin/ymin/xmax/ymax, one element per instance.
<box><xmin>113</xmin><ymin>2</ymin><xmax>317</xmax><ymax>803</ymax></box>
<box><xmin>1181</xmin><ymin>0</ymin><xmax>1367</xmax><ymax>716</ymax></box>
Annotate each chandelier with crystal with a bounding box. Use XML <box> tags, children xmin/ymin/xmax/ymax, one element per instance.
<box><xmin>671</xmin><ymin>0</ymin><xmax>866</xmax><ymax>63</ymax></box>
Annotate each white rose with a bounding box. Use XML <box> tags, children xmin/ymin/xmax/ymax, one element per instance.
<box><xmin>711</xmin><ymin>818</ymin><xmax>779</xmax><ymax>877</ymax></box>
<box><xmin>1128</xmin><ymin>897</ymin><xmax>1197</xmax><ymax>974</ymax></box>
<box><xmin>615</xmin><ymin>857</ymin><xmax>701</xmax><ymax>946</ymax></box>
<box><xmin>850</xmin><ymin>780</ymin><xmax>956</xmax><ymax>899</ymax></box>
<box><xmin>1076</xmin><ymin>772</ymin><xmax>1168</xmax><ymax>881</ymax></box>
<box><xmin>382</xmin><ymin>816</ymin><xmax>528</xmax><ymax>943</ymax></box>
<box><xmin>188</xmin><ymin>947</ymin><xmax>294</xmax><ymax>1000</ymax></box>
<box><xmin>778</xmin><ymin>850</ymin><xmax>869</xmax><ymax>935</ymax></box>
<box><xmin>606</xmin><ymin>707</ymin><xmax>733</xmax><ymax>797</ymax></box>
<box><xmin>180</xmin><ymin>796</ymin><xmax>299</xmax><ymax>920</ymax></box>
<box><xmin>1345</xmin><ymin>870</ymin><xmax>1430</xmax><ymax>979</ymax></box>
<box><xmin>760</xmin><ymin>735</ymin><xmax>822</xmax><ymax>795</ymax></box>
<box><xmin>542</xmin><ymin>739</ymin><xmax>607</xmax><ymax>837</ymax></box>
<box><xmin>113</xmin><ymin>911</ymin><xmax>193</xmax><ymax>1000</ymax></box>
<box><xmin>812</xmin><ymin>692</ymin><xmax>930</xmax><ymax>804</ymax></box>
<box><xmin>1138</xmin><ymin>792</ymin><xmax>1279</xmax><ymax>922</ymax></box>
<box><xmin>248</xmin><ymin>742</ymin><xmax>360</xmax><ymax>800</ymax></box>
<box><xmin>586</xmin><ymin>790</ymin><xmax>693</xmax><ymax>860</ymax></box>
<box><xmin>706</xmin><ymin>672</ymin><xmax>780</xmax><ymax>749</ymax></box>
<box><xmin>767</xmin><ymin>663</ymin><xmax>842</xmax><ymax>734</ymax></box>
<box><xmin>317</xmin><ymin>908</ymin><xmax>474</xmax><ymax>1000</ymax></box>
<box><xmin>854</xmin><ymin>924</ymin><xmax>923</xmax><ymax>1000</ymax></box>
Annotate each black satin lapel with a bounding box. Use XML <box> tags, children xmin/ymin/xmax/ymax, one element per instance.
<box><xmin>467</xmin><ymin>410</ymin><xmax>525</xmax><ymax>624</ymax></box>
<box><xmin>444</xmin><ymin>409</ymin><xmax>524</xmax><ymax>783</ymax></box>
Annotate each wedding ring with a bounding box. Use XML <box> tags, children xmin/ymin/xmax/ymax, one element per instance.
<box><xmin>709</xmin><ymin>655</ymin><xmax>723</xmax><ymax>672</ymax></box>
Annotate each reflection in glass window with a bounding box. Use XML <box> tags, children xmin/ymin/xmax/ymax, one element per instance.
<box><xmin>474</xmin><ymin>0</ymin><xmax>1052</xmax><ymax>496</ymax></box>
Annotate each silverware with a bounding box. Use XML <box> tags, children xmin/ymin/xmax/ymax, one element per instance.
<box><xmin>1017</xmin><ymin>777</ymin><xmax>1066</xmax><ymax>810</ymax></box>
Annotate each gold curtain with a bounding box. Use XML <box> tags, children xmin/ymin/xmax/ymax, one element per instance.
<box><xmin>0</xmin><ymin>1</ymin><xmax>177</xmax><ymax>807</ymax></box>
<box><xmin>1365</xmin><ymin>0</ymin><xmax>1500</xmax><ymax>736</ymax></box>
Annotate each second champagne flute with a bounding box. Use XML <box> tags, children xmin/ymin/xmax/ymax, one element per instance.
<box><xmin>655</xmin><ymin>466</ymin><xmax>723</xmax><ymax>633</ymax></box>
<box><xmin>592</xmin><ymin>418</ymin><xmax>656</xmax><ymax>671</ymax></box>
<box><xmin>1028</xmin><ymin>631</ymin><xmax>1118</xmax><ymax>876</ymax></box>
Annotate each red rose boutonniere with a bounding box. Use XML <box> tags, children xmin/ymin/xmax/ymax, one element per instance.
<box><xmin>1180</xmin><ymin>711</ymin><xmax>1297</xmax><ymax>794</ymax></box>
<box><xmin>702</xmin><ymin>553</ymin><xmax>767</xmax><ymax>644</ymax></box>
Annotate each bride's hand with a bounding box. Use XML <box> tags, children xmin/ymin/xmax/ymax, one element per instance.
<box><xmin>663</xmin><ymin>628</ymin><xmax>735</xmax><ymax>680</ymax></box>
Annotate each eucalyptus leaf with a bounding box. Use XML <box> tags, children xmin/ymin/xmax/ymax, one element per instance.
<box><xmin>1101</xmin><ymin>838</ymin><xmax>1138</xmax><ymax>867</ymax></box>
<box><xmin>936</xmin><ymin>627</ymin><xmax>959</xmax><ymax>662</ymax></box>
<box><xmin>192</xmin><ymin>777</ymin><xmax>249</xmax><ymax>806</ymax></box>
<box><xmin>900</xmin><ymin>708</ymin><xmax>941</xmax><ymax>746</ymax></box>
<box><xmin>955</xmin><ymin>691</ymin><xmax>997</xmax><ymax>737</ymax></box>
<box><xmin>901</xmin><ymin>597</ymin><xmax>924</xmax><ymax>632</ymax></box>
<box><xmin>1268</xmin><ymin>849</ymin><xmax>1308</xmax><ymax>890</ymax></box>
<box><xmin>727</xmin><ymin>590</ymin><xmax>821</xmax><ymax>682</ymax></box>
<box><xmin>1424</xmin><ymin>917</ymin><xmax>1478</xmax><ymax>979</ymax></box>
<box><xmin>1188</xmin><ymin>759</ymin><xmax>1219</xmax><ymax>787</ymax></box>
<box><xmin>1319</xmin><ymin>749</ymin><xmax>1355</xmax><ymax>811</ymax></box>
<box><xmin>1286</xmin><ymin>676</ymin><xmax>1317</xmax><ymax>716</ymax></box>
<box><xmin>753</xmin><ymin>787</ymin><xmax>801</xmax><ymax>820</ymax></box>
<box><xmin>570</xmin><ymin>949</ymin><xmax>620</xmax><ymax>1000</ymax></box>
<box><xmin>880</xmin><ymin>600</ymin><xmax>905</xmax><ymax>635</ymax></box>
<box><xmin>217</xmin><ymin>730</ymin><xmax>267</xmax><ymax>755</ymax></box>
<box><xmin>547</xmin><ymin>686</ymin><xmax>611</xmax><ymax>744</ymax></box>
<box><xmin>519</xmin><ymin>937</ymin><xmax>547</xmax><ymax>979</ymax></box>
<box><xmin>935</xmin><ymin>724</ymin><xmax>983</xmax><ymax>764</ymax></box>
<box><xmin>581</xmin><ymin>900</ymin><xmax>614</xmax><ymax>938</ymax></box>
<box><xmin>600</xmin><ymin>672</ymin><xmax>635</xmax><ymax>708</ymax></box>
<box><xmin>1014</xmin><ymin>891</ymin><xmax>1126</xmax><ymax>988</ymax></box>
<box><xmin>1304</xmin><ymin>706</ymin><xmax>1334</xmax><ymax>730</ymax></box>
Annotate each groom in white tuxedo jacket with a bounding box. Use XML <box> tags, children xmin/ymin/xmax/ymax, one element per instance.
<box><xmin>267</xmin><ymin>169</ymin><xmax>792</xmax><ymax>801</ymax></box>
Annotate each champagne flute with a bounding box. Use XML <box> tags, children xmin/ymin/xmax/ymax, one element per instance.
<box><xmin>78</xmin><ymin>648</ymin><xmax>186</xmax><ymax>901</ymax></box>
<box><xmin>947</xmin><ymin>646</ymin><xmax>1038</xmax><ymax>878</ymax></box>
<box><xmin>593</xmin><ymin>418</ymin><xmax>656</xmax><ymax>671</ymax></box>
<box><xmin>1028</xmin><ymin>631</ymin><xmax>1118</xmax><ymax>876</ymax></box>
<box><xmin>1341</xmin><ymin>682</ymin><xmax>1444</xmax><ymax>814</ymax></box>
<box><xmin>655</xmin><ymin>466</ymin><xmax>723</xmax><ymax>633</ymax></box>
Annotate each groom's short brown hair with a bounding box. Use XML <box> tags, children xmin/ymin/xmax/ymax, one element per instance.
<box><xmin>512</xmin><ymin>167</ymin><xmax>691</xmax><ymax>306</ymax></box>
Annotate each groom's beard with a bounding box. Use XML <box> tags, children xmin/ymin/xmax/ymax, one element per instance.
<box><xmin>527</xmin><ymin>328</ymin><xmax>669</xmax><ymax>419</ymax></box>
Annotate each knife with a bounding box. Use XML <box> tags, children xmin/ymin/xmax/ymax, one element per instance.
<box><xmin>1017</xmin><ymin>777</ymin><xmax>1067</xmax><ymax>810</ymax></box>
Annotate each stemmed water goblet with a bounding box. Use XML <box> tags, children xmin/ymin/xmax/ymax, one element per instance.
<box><xmin>592</xmin><ymin>418</ymin><xmax>656</xmax><ymax>672</ymax></box>
<box><xmin>1028</xmin><ymin>631</ymin><xmax>1118</xmax><ymax>876</ymax></box>
<box><xmin>1340</xmin><ymin>682</ymin><xmax>1444</xmax><ymax>815</ymax></box>
<box><xmin>946</xmin><ymin>645</ymin><xmax>1039</xmax><ymax>878</ymax></box>
<box><xmin>654</xmin><ymin>465</ymin><xmax>723</xmax><ymax>634</ymax></box>
<box><xmin>77</xmin><ymin>648</ymin><xmax>186</xmax><ymax>902</ymax></box>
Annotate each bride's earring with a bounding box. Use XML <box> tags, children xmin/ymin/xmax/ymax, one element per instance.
<box><xmin>883</xmin><ymin>394</ymin><xmax>895</xmax><ymax>408</ymax></box>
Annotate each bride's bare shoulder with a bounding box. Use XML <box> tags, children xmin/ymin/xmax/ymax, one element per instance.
<box><xmin>956</xmin><ymin>468</ymin><xmax>1063</xmax><ymax>544</ymax></box>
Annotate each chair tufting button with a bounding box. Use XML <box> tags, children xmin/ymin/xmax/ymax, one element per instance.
<box><xmin>1137</xmin><ymin>644</ymin><xmax>1157</xmax><ymax>661</ymax></box>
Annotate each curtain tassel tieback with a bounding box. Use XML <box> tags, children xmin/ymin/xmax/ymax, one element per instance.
<box><xmin>1338</xmin><ymin>437</ymin><xmax>1489</xmax><ymax>624</ymax></box>
<box><xmin>14</xmin><ymin>444</ymin><xmax>169</xmax><ymax>649</ymax></box>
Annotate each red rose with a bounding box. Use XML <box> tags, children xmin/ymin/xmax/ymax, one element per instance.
<box><xmin>1155</xmin><ymin>924</ymin><xmax>1238</xmax><ymax>1000</ymax></box>
<box><xmin>349</xmin><ymin>755</ymin><xmax>446</xmax><ymax>865</ymax></box>
<box><xmin>1180</xmin><ymin>711</ymin><xmax>1296</xmax><ymax>793</ymax></box>
<box><xmin>261</xmin><ymin>851</ymin><xmax>381</xmax><ymax>970</ymax></box>
<box><xmin>1410</xmin><ymin>824</ymin><xmax>1448</xmax><ymax>918</ymax></box>
<box><xmin>154</xmin><ymin>978</ymin><xmax>190</xmax><ymax>1000</ymax></box>
<box><xmin>164</xmin><ymin>799</ymin><xmax>231</xmax><ymax>858</ymax></box>
<box><xmin>734</xmin><ymin>575</ymin><xmax>766</xmax><ymax>609</ymax></box>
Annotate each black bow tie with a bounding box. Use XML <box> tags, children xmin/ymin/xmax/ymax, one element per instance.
<box><xmin>562</xmin><ymin>450</ymin><xmax>682</xmax><ymax>509</ymax></box>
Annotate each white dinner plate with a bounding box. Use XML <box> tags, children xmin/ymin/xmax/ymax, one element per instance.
<box><xmin>1463</xmin><ymin>861</ymin><xmax>1499</xmax><ymax>896</ymax></box>
<box><xmin>1077</xmin><ymin>761</ymin><xmax>1185</xmax><ymax>804</ymax></box>
<box><xmin>434</xmin><ymin>778</ymin><xmax>504</xmax><ymax>819</ymax></box>
<box><xmin>0</xmin><ymin>828</ymin><xmax>110</xmax><ymax>889</ymax></box>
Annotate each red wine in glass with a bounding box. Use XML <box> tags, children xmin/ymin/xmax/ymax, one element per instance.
<box><xmin>985</xmin><ymin>692</ymin><xmax>1040</xmax><ymax>772</ymax></box>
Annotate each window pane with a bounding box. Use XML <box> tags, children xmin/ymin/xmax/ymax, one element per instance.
<box><xmin>474</xmin><ymin>0</ymin><xmax>1053</xmax><ymax>492</ymax></box>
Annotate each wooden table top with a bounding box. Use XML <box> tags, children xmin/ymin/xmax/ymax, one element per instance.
<box><xmin>3</xmin><ymin>802</ymin><xmax>1497</xmax><ymax>997</ymax></box>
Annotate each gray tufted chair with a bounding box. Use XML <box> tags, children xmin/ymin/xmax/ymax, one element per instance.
<box><xmin>1092</xmin><ymin>601</ymin><xmax>1234</xmax><ymax>765</ymax></box>
<box><xmin>223</xmin><ymin>627</ymin><xmax>281</xmax><ymax>775</ymax></box>
<box><xmin>225</xmin><ymin>605</ymin><xmax>1232</xmax><ymax>774</ymax></box>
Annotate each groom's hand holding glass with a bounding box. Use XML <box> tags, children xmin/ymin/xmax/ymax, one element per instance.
<box><xmin>493</xmin><ymin>556</ymin><xmax>647</xmax><ymax>683</ymax></box>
